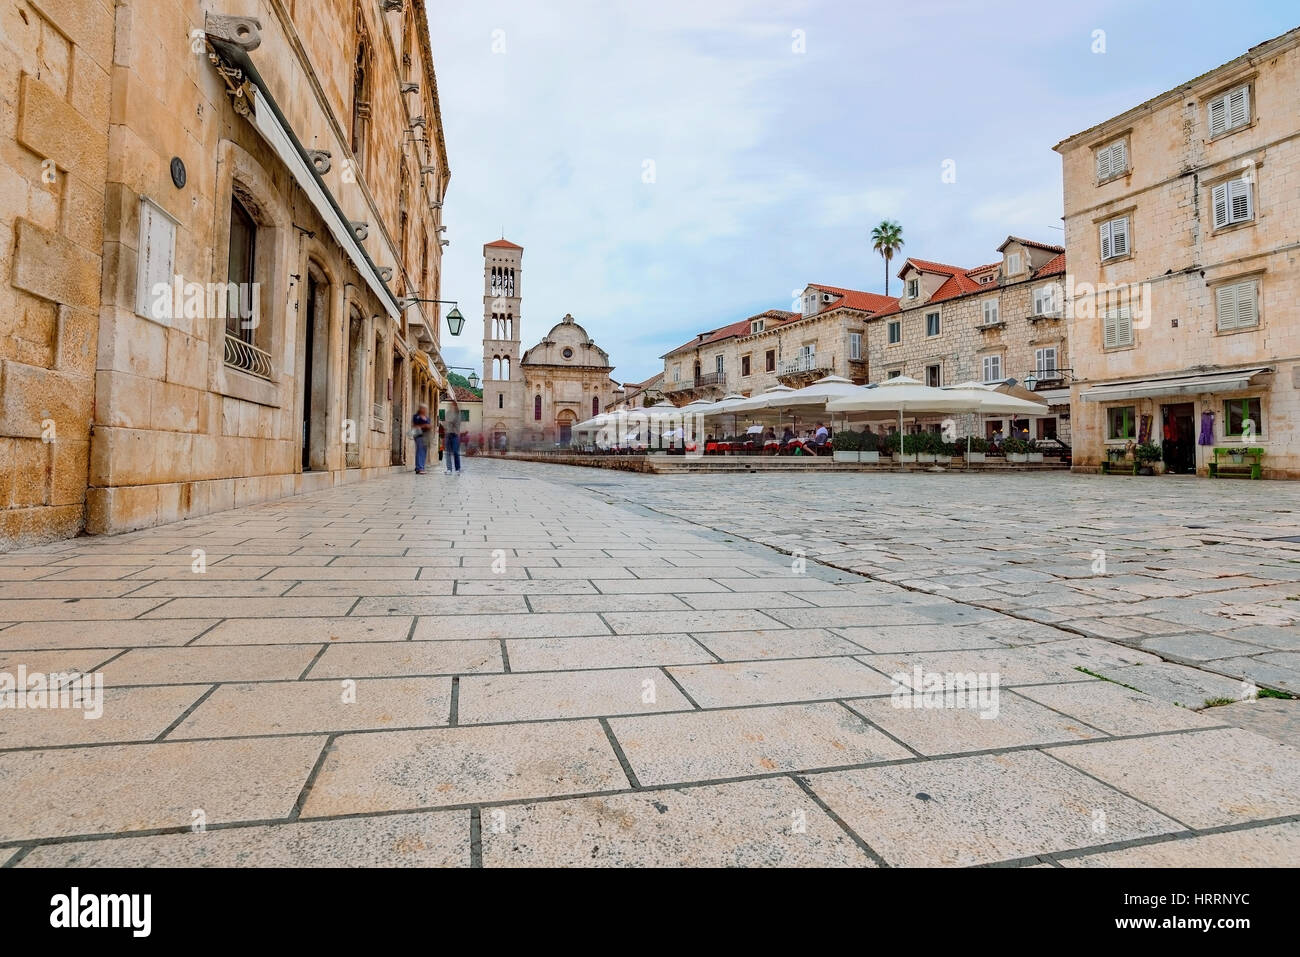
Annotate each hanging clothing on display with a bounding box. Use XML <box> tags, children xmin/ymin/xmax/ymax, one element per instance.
<box><xmin>1138</xmin><ymin>414</ymin><xmax>1152</xmax><ymax>445</ymax></box>
<box><xmin>1199</xmin><ymin>410</ymin><xmax>1216</xmax><ymax>446</ymax></box>
<box><xmin>1163</xmin><ymin>417</ymin><xmax>1177</xmax><ymax>442</ymax></box>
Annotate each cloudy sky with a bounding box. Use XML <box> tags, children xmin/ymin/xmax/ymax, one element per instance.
<box><xmin>425</xmin><ymin>0</ymin><xmax>1297</xmax><ymax>384</ymax></box>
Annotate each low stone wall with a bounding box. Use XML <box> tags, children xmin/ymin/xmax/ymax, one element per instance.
<box><xmin>486</xmin><ymin>451</ymin><xmax>1073</xmax><ymax>475</ymax></box>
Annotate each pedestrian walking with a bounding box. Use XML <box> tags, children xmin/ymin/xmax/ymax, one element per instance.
<box><xmin>411</xmin><ymin>404</ymin><xmax>432</xmax><ymax>474</ymax></box>
<box><xmin>444</xmin><ymin>397</ymin><xmax>462</xmax><ymax>475</ymax></box>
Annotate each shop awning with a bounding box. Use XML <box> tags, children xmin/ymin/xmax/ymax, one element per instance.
<box><xmin>1081</xmin><ymin>367</ymin><xmax>1271</xmax><ymax>403</ymax></box>
<box><xmin>206</xmin><ymin>35</ymin><xmax>401</xmax><ymax>320</ymax></box>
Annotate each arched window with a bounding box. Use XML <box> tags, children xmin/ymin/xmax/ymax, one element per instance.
<box><xmin>351</xmin><ymin>38</ymin><xmax>371</xmax><ymax>171</ymax></box>
<box><xmin>593</xmin><ymin>396</ymin><xmax>600</xmax><ymax>417</ymax></box>
<box><xmin>534</xmin><ymin>395</ymin><xmax>542</xmax><ymax>421</ymax></box>
<box><xmin>491</xmin><ymin>356</ymin><xmax>501</xmax><ymax>379</ymax></box>
<box><xmin>225</xmin><ymin>195</ymin><xmax>257</xmax><ymax>344</ymax></box>
<box><xmin>502</xmin><ymin>357</ymin><xmax>510</xmax><ymax>380</ymax></box>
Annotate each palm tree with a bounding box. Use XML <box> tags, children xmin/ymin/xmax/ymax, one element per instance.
<box><xmin>871</xmin><ymin>221</ymin><xmax>904</xmax><ymax>296</ymax></box>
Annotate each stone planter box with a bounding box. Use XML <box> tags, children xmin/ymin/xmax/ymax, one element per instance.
<box><xmin>833</xmin><ymin>451</ymin><xmax>859</xmax><ymax>463</ymax></box>
<box><xmin>916</xmin><ymin>453</ymin><xmax>936</xmax><ymax>463</ymax></box>
<box><xmin>1027</xmin><ymin>452</ymin><xmax>1044</xmax><ymax>463</ymax></box>
<box><xmin>935</xmin><ymin>455</ymin><xmax>952</xmax><ymax>464</ymax></box>
<box><xmin>1007</xmin><ymin>453</ymin><xmax>1028</xmax><ymax>463</ymax></box>
<box><xmin>894</xmin><ymin>453</ymin><xmax>917</xmax><ymax>463</ymax></box>
<box><xmin>859</xmin><ymin>450</ymin><xmax>880</xmax><ymax>464</ymax></box>
<box><xmin>965</xmin><ymin>452</ymin><xmax>986</xmax><ymax>463</ymax></box>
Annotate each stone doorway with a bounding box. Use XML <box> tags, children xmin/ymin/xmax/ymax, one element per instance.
<box><xmin>300</xmin><ymin>268</ymin><xmax>330</xmax><ymax>471</ymax></box>
<box><xmin>390</xmin><ymin>354</ymin><xmax>405</xmax><ymax>465</ymax></box>
<box><xmin>1161</xmin><ymin>402</ymin><xmax>1196</xmax><ymax>474</ymax></box>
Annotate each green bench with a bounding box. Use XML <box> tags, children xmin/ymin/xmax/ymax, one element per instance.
<box><xmin>1209</xmin><ymin>447</ymin><xmax>1263</xmax><ymax>479</ymax></box>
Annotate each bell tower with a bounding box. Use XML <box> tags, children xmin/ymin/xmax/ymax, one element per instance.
<box><xmin>482</xmin><ymin>238</ymin><xmax>525</xmax><ymax>447</ymax></box>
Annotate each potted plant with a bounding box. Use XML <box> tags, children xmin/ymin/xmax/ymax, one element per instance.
<box><xmin>859</xmin><ymin>429</ymin><xmax>881</xmax><ymax>464</ymax></box>
<box><xmin>884</xmin><ymin>432</ymin><xmax>912</xmax><ymax>462</ymax></box>
<box><xmin>935</xmin><ymin>437</ymin><xmax>955</xmax><ymax>465</ymax></box>
<box><xmin>1026</xmin><ymin>439</ymin><xmax>1044</xmax><ymax>464</ymax></box>
<box><xmin>1103</xmin><ymin>444</ymin><xmax>1135</xmax><ymax>474</ymax></box>
<box><xmin>914</xmin><ymin>432</ymin><xmax>938</xmax><ymax>464</ymax></box>
<box><xmin>964</xmin><ymin>436</ymin><xmax>988</xmax><ymax>464</ymax></box>
<box><xmin>1134</xmin><ymin>442</ymin><xmax>1162</xmax><ymax>475</ymax></box>
<box><xmin>1003</xmin><ymin>437</ymin><xmax>1030</xmax><ymax>463</ymax></box>
<box><xmin>1229</xmin><ymin>446</ymin><xmax>1246</xmax><ymax>465</ymax></box>
<box><xmin>832</xmin><ymin>429</ymin><xmax>860</xmax><ymax>463</ymax></box>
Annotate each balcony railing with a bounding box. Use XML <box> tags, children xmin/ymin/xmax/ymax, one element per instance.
<box><xmin>777</xmin><ymin>353</ymin><xmax>822</xmax><ymax>376</ymax></box>
<box><xmin>693</xmin><ymin>372</ymin><xmax>724</xmax><ymax>388</ymax></box>
<box><xmin>224</xmin><ymin>333</ymin><xmax>273</xmax><ymax>379</ymax></box>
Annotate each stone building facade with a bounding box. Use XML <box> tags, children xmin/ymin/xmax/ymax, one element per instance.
<box><xmin>867</xmin><ymin>240</ymin><xmax>1070</xmax><ymax>441</ymax></box>
<box><xmin>1</xmin><ymin>0</ymin><xmax>113</xmax><ymax>545</ymax></box>
<box><xmin>479</xmin><ymin>239</ymin><xmax>618</xmax><ymax>448</ymax></box>
<box><xmin>1056</xmin><ymin>27</ymin><xmax>1300</xmax><ymax>477</ymax></box>
<box><xmin>1</xmin><ymin>0</ymin><xmax>451</xmax><ymax>550</ymax></box>
<box><xmin>609</xmin><ymin>372</ymin><xmax>664</xmax><ymax>411</ymax></box>
<box><xmin>438</xmin><ymin>384</ymin><xmax>481</xmax><ymax>449</ymax></box>
<box><xmin>662</xmin><ymin>285</ymin><xmax>897</xmax><ymax>403</ymax></box>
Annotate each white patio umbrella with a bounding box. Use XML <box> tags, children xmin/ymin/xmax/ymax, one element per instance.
<box><xmin>943</xmin><ymin>381</ymin><xmax>1051</xmax><ymax>415</ymax></box>
<box><xmin>767</xmin><ymin>375</ymin><xmax>864</xmax><ymax>434</ymax></box>
<box><xmin>726</xmin><ymin>384</ymin><xmax>796</xmax><ymax>415</ymax></box>
<box><xmin>942</xmin><ymin>381</ymin><xmax>1050</xmax><ymax>454</ymax></box>
<box><xmin>827</xmin><ymin>375</ymin><xmax>974</xmax><ymax>446</ymax></box>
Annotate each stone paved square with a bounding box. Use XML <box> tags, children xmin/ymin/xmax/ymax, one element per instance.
<box><xmin>1</xmin><ymin>462</ymin><xmax>1297</xmax><ymax>867</ymax></box>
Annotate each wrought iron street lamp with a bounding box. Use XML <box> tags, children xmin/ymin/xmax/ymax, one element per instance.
<box><xmin>447</xmin><ymin>366</ymin><xmax>480</xmax><ymax>390</ymax></box>
<box><xmin>398</xmin><ymin>296</ymin><xmax>465</xmax><ymax>336</ymax></box>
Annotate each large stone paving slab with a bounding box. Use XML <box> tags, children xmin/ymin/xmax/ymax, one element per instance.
<box><xmin>99</xmin><ymin>644</ymin><xmax>322</xmax><ymax>686</ymax></box>
<box><xmin>456</xmin><ymin>667</ymin><xmax>691</xmax><ymax>723</ymax></box>
<box><xmin>1059</xmin><ymin>822</ymin><xmax>1300</xmax><ymax>867</ymax></box>
<box><xmin>0</xmin><ymin>736</ymin><xmax>326</xmax><ymax>841</ymax></box>
<box><xmin>167</xmin><ymin>677</ymin><xmax>453</xmax><ymax>738</ymax></box>
<box><xmin>17</xmin><ymin>810</ymin><xmax>471</xmax><ymax>867</ymax></box>
<box><xmin>480</xmin><ymin>778</ymin><xmax>875</xmax><ymax>867</ymax></box>
<box><xmin>0</xmin><ymin>685</ymin><xmax>206</xmax><ymax>748</ymax></box>
<box><xmin>1045</xmin><ymin>727</ymin><xmax>1300</xmax><ymax>829</ymax></box>
<box><xmin>845</xmin><ymin>691</ymin><xmax>1103</xmax><ymax>756</ymax></box>
<box><xmin>301</xmin><ymin>720</ymin><xmax>627</xmax><ymax>815</ymax></box>
<box><xmin>667</xmin><ymin>657</ymin><xmax>895</xmax><ymax>708</ymax></box>
<box><xmin>608</xmin><ymin>702</ymin><xmax>910</xmax><ymax>785</ymax></box>
<box><xmin>804</xmin><ymin>750</ymin><xmax>1184</xmax><ymax>866</ymax></box>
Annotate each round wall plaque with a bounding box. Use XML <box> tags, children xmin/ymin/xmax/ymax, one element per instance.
<box><xmin>170</xmin><ymin>157</ymin><xmax>187</xmax><ymax>189</ymax></box>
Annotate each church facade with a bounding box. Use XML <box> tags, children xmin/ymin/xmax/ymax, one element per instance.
<box><xmin>480</xmin><ymin>239</ymin><xmax>617</xmax><ymax>448</ymax></box>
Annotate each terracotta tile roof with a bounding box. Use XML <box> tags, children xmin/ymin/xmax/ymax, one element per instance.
<box><xmin>624</xmin><ymin>372</ymin><xmax>664</xmax><ymax>392</ymax></box>
<box><xmin>484</xmin><ymin>238</ymin><xmax>523</xmax><ymax>249</ymax></box>
<box><xmin>999</xmin><ymin>236</ymin><xmax>1064</xmax><ymax>254</ymax></box>
<box><xmin>809</xmin><ymin>284</ymin><xmax>899</xmax><ymax>315</ymax></box>
<box><xmin>1034</xmin><ymin>252</ymin><xmax>1066</xmax><ymax>278</ymax></box>
<box><xmin>927</xmin><ymin>271</ymin><xmax>988</xmax><ymax>304</ymax></box>
<box><xmin>897</xmin><ymin>257</ymin><xmax>968</xmax><ymax>279</ymax></box>
<box><xmin>663</xmin><ymin>318</ymin><xmax>754</xmax><ymax>357</ymax></box>
<box><xmin>447</xmin><ymin>386</ymin><xmax>482</xmax><ymax>402</ymax></box>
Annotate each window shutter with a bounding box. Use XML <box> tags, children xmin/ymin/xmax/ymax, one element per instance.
<box><xmin>1105</xmin><ymin>308</ymin><xmax>1132</xmax><ymax>348</ymax></box>
<box><xmin>1228</xmin><ymin>86</ymin><xmax>1249</xmax><ymax>129</ymax></box>
<box><xmin>1113</xmin><ymin>140</ymin><xmax>1126</xmax><ymax>174</ymax></box>
<box><xmin>1111</xmin><ymin>217</ymin><xmax>1129</xmax><ymax>257</ymax></box>
<box><xmin>1211</xmin><ymin>182</ymin><xmax>1229</xmax><ymax>228</ymax></box>
<box><xmin>1100</xmin><ymin>223</ymin><xmax>1112</xmax><ymax>260</ymax></box>
<box><xmin>1235</xmin><ymin>281</ymin><xmax>1257</xmax><ymax>328</ymax></box>
<box><xmin>1097</xmin><ymin>147</ymin><xmax>1111</xmax><ymax>181</ymax></box>
<box><xmin>1208</xmin><ymin>96</ymin><xmax>1226</xmax><ymax>136</ymax></box>
<box><xmin>1229</xmin><ymin>178</ymin><xmax>1252</xmax><ymax>223</ymax></box>
<box><xmin>1216</xmin><ymin>284</ymin><xmax>1238</xmax><ymax>329</ymax></box>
